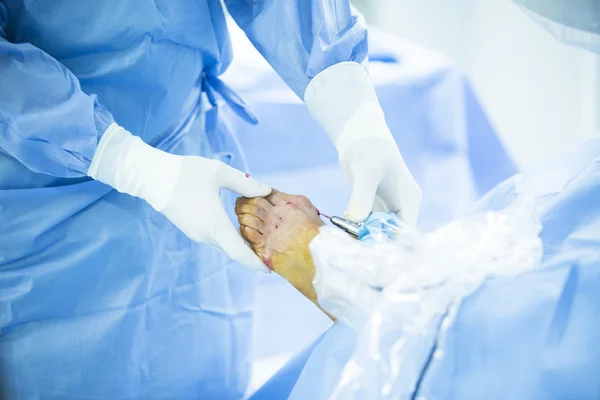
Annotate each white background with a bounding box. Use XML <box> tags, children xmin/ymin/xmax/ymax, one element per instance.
<box><xmin>357</xmin><ymin>0</ymin><xmax>600</xmax><ymax>169</ymax></box>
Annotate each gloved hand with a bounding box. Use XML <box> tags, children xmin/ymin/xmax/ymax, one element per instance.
<box><xmin>305</xmin><ymin>62</ymin><xmax>422</xmax><ymax>225</ymax></box>
<box><xmin>88</xmin><ymin>124</ymin><xmax>272</xmax><ymax>272</ymax></box>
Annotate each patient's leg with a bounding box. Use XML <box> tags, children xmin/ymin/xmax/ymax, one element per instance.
<box><xmin>235</xmin><ymin>190</ymin><xmax>324</xmax><ymax>306</ymax></box>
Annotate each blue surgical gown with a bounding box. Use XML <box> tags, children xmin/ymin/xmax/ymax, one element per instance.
<box><xmin>0</xmin><ymin>1</ymin><xmax>367</xmax><ymax>398</ymax></box>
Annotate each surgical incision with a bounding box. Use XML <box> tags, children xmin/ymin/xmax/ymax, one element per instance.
<box><xmin>235</xmin><ymin>190</ymin><xmax>324</xmax><ymax>308</ymax></box>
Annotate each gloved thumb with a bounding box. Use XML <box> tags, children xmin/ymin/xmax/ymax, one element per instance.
<box><xmin>213</xmin><ymin>209</ymin><xmax>270</xmax><ymax>272</ymax></box>
<box><xmin>219</xmin><ymin>163</ymin><xmax>271</xmax><ymax>198</ymax></box>
<box><xmin>345</xmin><ymin>170</ymin><xmax>379</xmax><ymax>222</ymax></box>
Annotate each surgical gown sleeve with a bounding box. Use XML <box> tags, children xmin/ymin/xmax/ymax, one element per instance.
<box><xmin>0</xmin><ymin>34</ymin><xmax>114</xmax><ymax>178</ymax></box>
<box><xmin>224</xmin><ymin>0</ymin><xmax>368</xmax><ymax>98</ymax></box>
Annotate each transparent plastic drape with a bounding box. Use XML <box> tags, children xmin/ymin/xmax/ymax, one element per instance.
<box><xmin>310</xmin><ymin>199</ymin><xmax>542</xmax><ymax>399</ymax></box>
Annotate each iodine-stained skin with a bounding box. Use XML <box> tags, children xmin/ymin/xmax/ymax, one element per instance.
<box><xmin>235</xmin><ymin>189</ymin><xmax>325</xmax><ymax>306</ymax></box>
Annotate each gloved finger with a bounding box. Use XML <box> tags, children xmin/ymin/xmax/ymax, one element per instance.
<box><xmin>372</xmin><ymin>195</ymin><xmax>389</xmax><ymax>213</ymax></box>
<box><xmin>345</xmin><ymin>170</ymin><xmax>380</xmax><ymax>222</ymax></box>
<box><xmin>380</xmin><ymin>177</ymin><xmax>421</xmax><ymax>227</ymax></box>
<box><xmin>219</xmin><ymin>164</ymin><xmax>272</xmax><ymax>198</ymax></box>
<box><xmin>213</xmin><ymin>210</ymin><xmax>270</xmax><ymax>272</ymax></box>
<box><xmin>396</xmin><ymin>196</ymin><xmax>421</xmax><ymax>227</ymax></box>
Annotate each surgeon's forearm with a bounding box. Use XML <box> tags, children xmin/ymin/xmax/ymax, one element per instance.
<box><xmin>0</xmin><ymin>36</ymin><xmax>115</xmax><ymax>178</ymax></box>
<box><xmin>225</xmin><ymin>0</ymin><xmax>368</xmax><ymax>99</ymax></box>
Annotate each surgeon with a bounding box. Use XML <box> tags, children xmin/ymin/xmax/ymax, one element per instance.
<box><xmin>0</xmin><ymin>0</ymin><xmax>421</xmax><ymax>398</ymax></box>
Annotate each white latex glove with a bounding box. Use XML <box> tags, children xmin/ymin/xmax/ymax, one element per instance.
<box><xmin>305</xmin><ymin>62</ymin><xmax>422</xmax><ymax>225</ymax></box>
<box><xmin>88</xmin><ymin>124</ymin><xmax>271</xmax><ymax>272</ymax></box>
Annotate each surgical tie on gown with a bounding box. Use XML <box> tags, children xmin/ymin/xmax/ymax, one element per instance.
<box><xmin>0</xmin><ymin>1</ymin><xmax>368</xmax><ymax>398</ymax></box>
<box><xmin>514</xmin><ymin>0</ymin><xmax>600</xmax><ymax>54</ymax></box>
<box><xmin>286</xmin><ymin>138</ymin><xmax>600</xmax><ymax>400</ymax></box>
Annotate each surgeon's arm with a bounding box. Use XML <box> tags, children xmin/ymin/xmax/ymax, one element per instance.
<box><xmin>0</xmin><ymin>36</ymin><xmax>114</xmax><ymax>178</ymax></box>
<box><xmin>0</xmin><ymin>30</ymin><xmax>269</xmax><ymax>271</ymax></box>
<box><xmin>225</xmin><ymin>0</ymin><xmax>422</xmax><ymax>227</ymax></box>
<box><xmin>224</xmin><ymin>0</ymin><xmax>368</xmax><ymax>98</ymax></box>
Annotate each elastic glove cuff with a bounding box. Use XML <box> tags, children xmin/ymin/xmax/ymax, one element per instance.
<box><xmin>304</xmin><ymin>62</ymin><xmax>395</xmax><ymax>158</ymax></box>
<box><xmin>88</xmin><ymin>123</ymin><xmax>182</xmax><ymax>211</ymax></box>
